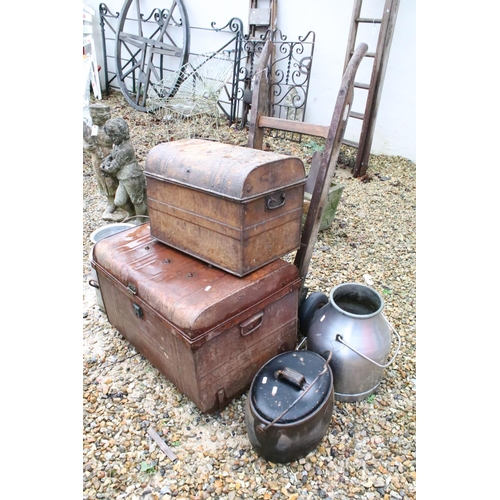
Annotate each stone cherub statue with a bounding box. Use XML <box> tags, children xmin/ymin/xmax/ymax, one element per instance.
<box><xmin>100</xmin><ymin>117</ymin><xmax>148</xmax><ymax>219</ymax></box>
<box><xmin>83</xmin><ymin>103</ymin><xmax>125</xmax><ymax>221</ymax></box>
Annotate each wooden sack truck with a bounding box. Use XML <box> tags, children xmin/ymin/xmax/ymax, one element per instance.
<box><xmin>247</xmin><ymin>41</ymin><xmax>368</xmax><ymax>303</ymax></box>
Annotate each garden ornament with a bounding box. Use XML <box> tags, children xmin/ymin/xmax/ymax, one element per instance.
<box><xmin>83</xmin><ymin>103</ymin><xmax>127</xmax><ymax>221</ymax></box>
<box><xmin>100</xmin><ymin>117</ymin><xmax>148</xmax><ymax>219</ymax></box>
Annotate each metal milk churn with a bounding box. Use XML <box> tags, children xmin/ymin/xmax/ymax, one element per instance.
<box><xmin>300</xmin><ymin>283</ymin><xmax>401</xmax><ymax>402</ymax></box>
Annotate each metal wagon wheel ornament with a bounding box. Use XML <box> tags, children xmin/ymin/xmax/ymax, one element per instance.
<box><xmin>115</xmin><ymin>0</ymin><xmax>191</xmax><ymax>111</ymax></box>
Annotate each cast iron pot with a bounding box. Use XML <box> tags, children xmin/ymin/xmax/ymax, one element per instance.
<box><xmin>245</xmin><ymin>350</ymin><xmax>334</xmax><ymax>464</ymax></box>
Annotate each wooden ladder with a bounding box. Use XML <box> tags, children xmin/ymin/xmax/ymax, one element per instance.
<box><xmin>248</xmin><ymin>0</ymin><xmax>278</xmax><ymax>39</ymax></box>
<box><xmin>342</xmin><ymin>0</ymin><xmax>400</xmax><ymax>177</ymax></box>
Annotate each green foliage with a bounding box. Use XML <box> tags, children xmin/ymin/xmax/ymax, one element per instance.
<box><xmin>338</xmin><ymin>146</ymin><xmax>356</xmax><ymax>168</ymax></box>
<box><xmin>140</xmin><ymin>461</ymin><xmax>157</xmax><ymax>475</ymax></box>
<box><xmin>304</xmin><ymin>140</ymin><xmax>324</xmax><ymax>153</ymax></box>
<box><xmin>366</xmin><ymin>394</ymin><xmax>375</xmax><ymax>403</ymax></box>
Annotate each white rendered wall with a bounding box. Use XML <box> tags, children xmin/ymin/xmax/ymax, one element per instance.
<box><xmin>84</xmin><ymin>0</ymin><xmax>416</xmax><ymax>163</ymax></box>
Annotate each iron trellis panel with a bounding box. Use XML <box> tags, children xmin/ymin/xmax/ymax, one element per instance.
<box><xmin>99</xmin><ymin>3</ymin><xmax>121</xmax><ymax>95</ymax></box>
<box><xmin>236</xmin><ymin>29</ymin><xmax>316</xmax><ymax>135</ymax></box>
<box><xmin>98</xmin><ymin>5</ymin><xmax>315</xmax><ymax>133</ymax></box>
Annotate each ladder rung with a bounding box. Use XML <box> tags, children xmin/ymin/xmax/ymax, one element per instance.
<box><xmin>342</xmin><ymin>139</ymin><xmax>359</xmax><ymax>148</ymax></box>
<box><xmin>354</xmin><ymin>81</ymin><xmax>370</xmax><ymax>90</ymax></box>
<box><xmin>356</xmin><ymin>17</ymin><xmax>382</xmax><ymax>24</ymax></box>
<box><xmin>350</xmin><ymin>50</ymin><xmax>375</xmax><ymax>58</ymax></box>
<box><xmin>349</xmin><ymin>111</ymin><xmax>364</xmax><ymax>120</ymax></box>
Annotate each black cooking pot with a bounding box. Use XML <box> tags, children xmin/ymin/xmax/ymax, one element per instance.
<box><xmin>245</xmin><ymin>350</ymin><xmax>334</xmax><ymax>463</ymax></box>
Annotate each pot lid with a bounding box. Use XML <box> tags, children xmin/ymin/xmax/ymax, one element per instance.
<box><xmin>250</xmin><ymin>351</ymin><xmax>332</xmax><ymax>424</ymax></box>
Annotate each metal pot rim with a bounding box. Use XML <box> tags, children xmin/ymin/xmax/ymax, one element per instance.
<box><xmin>329</xmin><ymin>282</ymin><xmax>384</xmax><ymax>318</ymax></box>
<box><xmin>90</xmin><ymin>223</ymin><xmax>136</xmax><ymax>244</ymax></box>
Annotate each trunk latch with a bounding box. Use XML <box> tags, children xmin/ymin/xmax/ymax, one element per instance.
<box><xmin>133</xmin><ymin>303</ymin><xmax>143</xmax><ymax>318</ymax></box>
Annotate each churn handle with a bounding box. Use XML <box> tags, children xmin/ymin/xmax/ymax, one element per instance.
<box><xmin>335</xmin><ymin>314</ymin><xmax>401</xmax><ymax>369</ymax></box>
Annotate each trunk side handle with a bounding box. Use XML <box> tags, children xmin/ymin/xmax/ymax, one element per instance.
<box><xmin>266</xmin><ymin>192</ymin><xmax>286</xmax><ymax>210</ymax></box>
<box><xmin>88</xmin><ymin>279</ymin><xmax>100</xmax><ymax>289</ymax></box>
<box><xmin>239</xmin><ymin>312</ymin><xmax>264</xmax><ymax>336</ymax></box>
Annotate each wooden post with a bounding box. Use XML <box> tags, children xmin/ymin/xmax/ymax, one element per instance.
<box><xmin>247</xmin><ymin>40</ymin><xmax>273</xmax><ymax>150</ymax></box>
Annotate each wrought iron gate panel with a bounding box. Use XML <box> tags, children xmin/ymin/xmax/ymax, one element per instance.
<box><xmin>234</xmin><ymin>29</ymin><xmax>316</xmax><ymax>136</ymax></box>
<box><xmin>99</xmin><ymin>3</ymin><xmax>244</xmax><ymax>123</ymax></box>
<box><xmin>268</xmin><ymin>30</ymin><xmax>316</xmax><ymax>123</ymax></box>
<box><xmin>98</xmin><ymin>5</ymin><xmax>315</xmax><ymax>134</ymax></box>
<box><xmin>207</xmin><ymin>18</ymin><xmax>244</xmax><ymax>125</ymax></box>
<box><xmin>99</xmin><ymin>3</ymin><xmax>121</xmax><ymax>95</ymax></box>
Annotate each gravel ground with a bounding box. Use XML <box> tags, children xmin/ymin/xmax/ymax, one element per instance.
<box><xmin>83</xmin><ymin>90</ymin><xmax>416</xmax><ymax>500</ymax></box>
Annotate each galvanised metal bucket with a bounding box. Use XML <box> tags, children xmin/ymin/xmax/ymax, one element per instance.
<box><xmin>304</xmin><ymin>283</ymin><xmax>400</xmax><ymax>402</ymax></box>
<box><xmin>88</xmin><ymin>223</ymin><xmax>135</xmax><ymax>311</ymax></box>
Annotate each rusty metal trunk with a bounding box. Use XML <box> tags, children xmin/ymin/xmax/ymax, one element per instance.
<box><xmin>91</xmin><ymin>223</ymin><xmax>301</xmax><ymax>413</ymax></box>
<box><xmin>144</xmin><ymin>139</ymin><xmax>306</xmax><ymax>277</ymax></box>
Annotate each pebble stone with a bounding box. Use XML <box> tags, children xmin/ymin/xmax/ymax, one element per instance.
<box><xmin>83</xmin><ymin>91</ymin><xmax>416</xmax><ymax>500</ymax></box>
